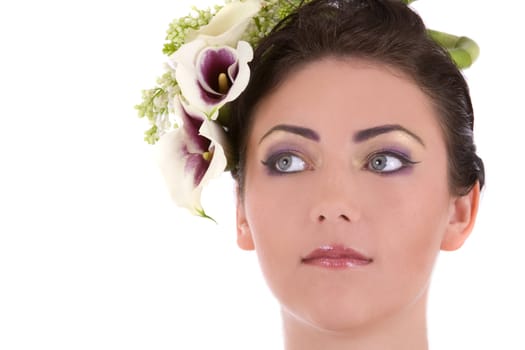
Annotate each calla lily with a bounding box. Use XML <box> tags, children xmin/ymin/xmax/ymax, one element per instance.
<box><xmin>185</xmin><ymin>0</ymin><xmax>262</xmax><ymax>47</ymax></box>
<box><xmin>170</xmin><ymin>40</ymin><xmax>253</xmax><ymax>118</ymax></box>
<box><xmin>156</xmin><ymin>97</ymin><xmax>228</xmax><ymax>218</ymax></box>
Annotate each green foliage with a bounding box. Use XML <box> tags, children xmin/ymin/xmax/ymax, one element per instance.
<box><xmin>242</xmin><ymin>0</ymin><xmax>308</xmax><ymax>46</ymax></box>
<box><xmin>163</xmin><ymin>5</ymin><xmax>221</xmax><ymax>55</ymax></box>
<box><xmin>144</xmin><ymin>125</ymin><xmax>160</xmax><ymax>144</ymax></box>
<box><xmin>135</xmin><ymin>87</ymin><xmax>167</xmax><ymax>122</ymax></box>
<box><xmin>135</xmin><ymin>70</ymin><xmax>180</xmax><ymax>144</ymax></box>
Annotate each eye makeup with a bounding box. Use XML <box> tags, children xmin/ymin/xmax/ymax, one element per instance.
<box><xmin>261</xmin><ymin>147</ymin><xmax>313</xmax><ymax>176</ymax></box>
<box><xmin>362</xmin><ymin>146</ymin><xmax>421</xmax><ymax>176</ymax></box>
<box><xmin>259</xmin><ymin>136</ymin><xmax>421</xmax><ymax>177</ymax></box>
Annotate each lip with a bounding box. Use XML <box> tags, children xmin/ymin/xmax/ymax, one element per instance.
<box><xmin>301</xmin><ymin>244</ymin><xmax>373</xmax><ymax>269</ymax></box>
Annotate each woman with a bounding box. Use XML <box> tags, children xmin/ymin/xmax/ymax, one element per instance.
<box><xmin>227</xmin><ymin>0</ymin><xmax>484</xmax><ymax>348</ymax></box>
<box><xmin>140</xmin><ymin>0</ymin><xmax>485</xmax><ymax>348</ymax></box>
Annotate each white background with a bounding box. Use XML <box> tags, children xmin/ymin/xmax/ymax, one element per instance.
<box><xmin>0</xmin><ymin>0</ymin><xmax>524</xmax><ymax>349</ymax></box>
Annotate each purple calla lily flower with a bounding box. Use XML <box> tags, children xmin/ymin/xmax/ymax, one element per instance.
<box><xmin>170</xmin><ymin>40</ymin><xmax>253</xmax><ymax>119</ymax></box>
<box><xmin>197</xmin><ymin>46</ymin><xmax>238</xmax><ymax>103</ymax></box>
<box><xmin>156</xmin><ymin>97</ymin><xmax>228</xmax><ymax>218</ymax></box>
<box><xmin>154</xmin><ymin>0</ymin><xmax>261</xmax><ymax>218</ymax></box>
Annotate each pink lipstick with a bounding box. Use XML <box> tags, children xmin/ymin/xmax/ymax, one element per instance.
<box><xmin>301</xmin><ymin>244</ymin><xmax>373</xmax><ymax>269</ymax></box>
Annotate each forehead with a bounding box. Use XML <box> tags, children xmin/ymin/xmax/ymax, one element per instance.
<box><xmin>249</xmin><ymin>57</ymin><xmax>441</xmax><ymax>143</ymax></box>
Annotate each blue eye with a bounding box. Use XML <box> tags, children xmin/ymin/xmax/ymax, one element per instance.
<box><xmin>262</xmin><ymin>152</ymin><xmax>309</xmax><ymax>174</ymax></box>
<box><xmin>366</xmin><ymin>151</ymin><xmax>418</xmax><ymax>173</ymax></box>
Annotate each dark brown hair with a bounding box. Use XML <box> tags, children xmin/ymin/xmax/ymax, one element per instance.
<box><xmin>228</xmin><ymin>0</ymin><xmax>485</xmax><ymax>197</ymax></box>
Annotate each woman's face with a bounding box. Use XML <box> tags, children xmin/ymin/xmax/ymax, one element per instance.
<box><xmin>236</xmin><ymin>58</ymin><xmax>473</xmax><ymax>331</ymax></box>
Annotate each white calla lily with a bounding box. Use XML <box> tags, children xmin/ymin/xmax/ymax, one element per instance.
<box><xmin>150</xmin><ymin>0</ymin><xmax>261</xmax><ymax>219</ymax></box>
<box><xmin>155</xmin><ymin>98</ymin><xmax>228</xmax><ymax>218</ymax></box>
<box><xmin>186</xmin><ymin>0</ymin><xmax>262</xmax><ymax>46</ymax></box>
<box><xmin>171</xmin><ymin>40</ymin><xmax>253</xmax><ymax>118</ymax></box>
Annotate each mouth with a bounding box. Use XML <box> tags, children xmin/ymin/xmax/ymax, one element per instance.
<box><xmin>301</xmin><ymin>244</ymin><xmax>373</xmax><ymax>269</ymax></box>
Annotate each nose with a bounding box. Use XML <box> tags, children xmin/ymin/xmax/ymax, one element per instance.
<box><xmin>310</xmin><ymin>199</ymin><xmax>360</xmax><ymax>223</ymax></box>
<box><xmin>308</xmin><ymin>173</ymin><xmax>361</xmax><ymax>223</ymax></box>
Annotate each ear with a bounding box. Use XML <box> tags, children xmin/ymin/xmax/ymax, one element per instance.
<box><xmin>441</xmin><ymin>181</ymin><xmax>481</xmax><ymax>251</ymax></box>
<box><xmin>236</xmin><ymin>193</ymin><xmax>255</xmax><ymax>251</ymax></box>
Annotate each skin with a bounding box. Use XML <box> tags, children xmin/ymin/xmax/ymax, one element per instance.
<box><xmin>236</xmin><ymin>57</ymin><xmax>480</xmax><ymax>350</ymax></box>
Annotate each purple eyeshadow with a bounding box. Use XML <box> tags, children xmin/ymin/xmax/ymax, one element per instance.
<box><xmin>261</xmin><ymin>146</ymin><xmax>304</xmax><ymax>176</ymax></box>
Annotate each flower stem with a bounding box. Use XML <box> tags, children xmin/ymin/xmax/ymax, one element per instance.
<box><xmin>197</xmin><ymin>208</ymin><xmax>217</xmax><ymax>223</ymax></box>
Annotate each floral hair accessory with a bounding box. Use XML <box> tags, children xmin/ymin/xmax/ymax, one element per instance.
<box><xmin>136</xmin><ymin>0</ymin><xmax>479</xmax><ymax>220</ymax></box>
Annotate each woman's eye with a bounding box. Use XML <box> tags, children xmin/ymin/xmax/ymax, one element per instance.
<box><xmin>366</xmin><ymin>152</ymin><xmax>415</xmax><ymax>173</ymax></box>
<box><xmin>262</xmin><ymin>153</ymin><xmax>308</xmax><ymax>174</ymax></box>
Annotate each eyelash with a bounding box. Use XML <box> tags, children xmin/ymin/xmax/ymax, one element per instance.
<box><xmin>261</xmin><ymin>151</ymin><xmax>310</xmax><ymax>175</ymax></box>
<box><xmin>364</xmin><ymin>150</ymin><xmax>419</xmax><ymax>174</ymax></box>
<box><xmin>261</xmin><ymin>149</ymin><xmax>419</xmax><ymax>175</ymax></box>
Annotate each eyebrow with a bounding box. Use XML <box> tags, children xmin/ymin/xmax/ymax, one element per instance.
<box><xmin>259</xmin><ymin>124</ymin><xmax>320</xmax><ymax>144</ymax></box>
<box><xmin>353</xmin><ymin>124</ymin><xmax>425</xmax><ymax>147</ymax></box>
<box><xmin>258</xmin><ymin>123</ymin><xmax>425</xmax><ymax>147</ymax></box>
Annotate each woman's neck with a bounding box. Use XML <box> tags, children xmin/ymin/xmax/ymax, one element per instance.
<box><xmin>281</xmin><ymin>291</ymin><xmax>429</xmax><ymax>350</ymax></box>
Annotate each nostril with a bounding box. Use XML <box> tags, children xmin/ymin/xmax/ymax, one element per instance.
<box><xmin>317</xmin><ymin>214</ymin><xmax>351</xmax><ymax>222</ymax></box>
<box><xmin>339</xmin><ymin>214</ymin><xmax>350</xmax><ymax>221</ymax></box>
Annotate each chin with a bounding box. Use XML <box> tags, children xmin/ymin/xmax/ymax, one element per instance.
<box><xmin>282</xmin><ymin>285</ymin><xmax>427</xmax><ymax>336</ymax></box>
<box><xmin>283</xmin><ymin>292</ymin><xmax>386</xmax><ymax>334</ymax></box>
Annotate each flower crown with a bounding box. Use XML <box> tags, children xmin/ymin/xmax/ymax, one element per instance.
<box><xmin>136</xmin><ymin>0</ymin><xmax>479</xmax><ymax>220</ymax></box>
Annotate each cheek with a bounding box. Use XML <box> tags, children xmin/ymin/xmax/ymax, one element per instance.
<box><xmin>367</xmin><ymin>161</ymin><xmax>451</xmax><ymax>291</ymax></box>
<box><xmin>379</xmin><ymin>201</ymin><xmax>446</xmax><ymax>268</ymax></box>
<box><xmin>242</xmin><ymin>160</ymin><xmax>312</xmax><ymax>292</ymax></box>
<box><xmin>244</xmin><ymin>201</ymin><xmax>300</xmax><ymax>301</ymax></box>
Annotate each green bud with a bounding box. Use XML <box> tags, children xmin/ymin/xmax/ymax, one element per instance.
<box><xmin>449</xmin><ymin>48</ymin><xmax>472</xmax><ymax>70</ymax></box>
<box><xmin>457</xmin><ymin>36</ymin><xmax>480</xmax><ymax>63</ymax></box>
<box><xmin>428</xmin><ymin>29</ymin><xmax>480</xmax><ymax>69</ymax></box>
